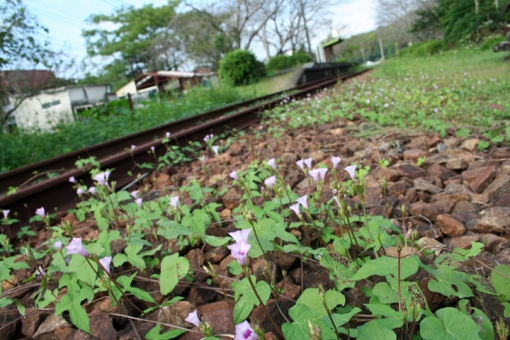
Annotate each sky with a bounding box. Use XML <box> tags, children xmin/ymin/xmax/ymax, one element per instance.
<box><xmin>24</xmin><ymin>0</ymin><xmax>377</xmax><ymax>77</ymax></box>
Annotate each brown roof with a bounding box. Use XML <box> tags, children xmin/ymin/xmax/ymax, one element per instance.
<box><xmin>2</xmin><ymin>70</ymin><xmax>56</xmax><ymax>94</ymax></box>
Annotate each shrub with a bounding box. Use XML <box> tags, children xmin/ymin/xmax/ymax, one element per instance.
<box><xmin>266</xmin><ymin>55</ymin><xmax>295</xmax><ymax>73</ymax></box>
<box><xmin>219</xmin><ymin>50</ymin><xmax>265</xmax><ymax>86</ymax></box>
<box><xmin>290</xmin><ymin>51</ymin><xmax>313</xmax><ymax>64</ymax></box>
<box><xmin>399</xmin><ymin>40</ymin><xmax>450</xmax><ymax>57</ymax></box>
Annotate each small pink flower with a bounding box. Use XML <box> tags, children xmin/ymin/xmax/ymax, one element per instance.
<box><xmin>229</xmin><ymin>171</ymin><xmax>238</xmax><ymax>180</ymax></box>
<box><xmin>76</xmin><ymin>188</ymin><xmax>85</xmax><ymax>195</ymax></box>
<box><xmin>297</xmin><ymin>195</ymin><xmax>308</xmax><ymax>209</ymax></box>
<box><xmin>169</xmin><ymin>196</ymin><xmax>180</xmax><ymax>208</ymax></box>
<box><xmin>35</xmin><ymin>207</ymin><xmax>45</xmax><ymax>218</ymax></box>
<box><xmin>185</xmin><ymin>310</ymin><xmax>201</xmax><ymax>327</ymax></box>
<box><xmin>317</xmin><ymin>168</ymin><xmax>328</xmax><ymax>181</ymax></box>
<box><xmin>289</xmin><ymin>203</ymin><xmax>301</xmax><ymax>216</ymax></box>
<box><xmin>93</xmin><ymin>171</ymin><xmax>110</xmax><ymax>186</ymax></box>
<box><xmin>212</xmin><ymin>145</ymin><xmax>220</xmax><ymax>155</ymax></box>
<box><xmin>266</xmin><ymin>158</ymin><xmax>276</xmax><ymax>170</ymax></box>
<box><xmin>66</xmin><ymin>238</ymin><xmax>89</xmax><ymax>257</ymax></box>
<box><xmin>264</xmin><ymin>176</ymin><xmax>276</xmax><ymax>188</ymax></box>
<box><xmin>296</xmin><ymin>159</ymin><xmax>305</xmax><ymax>169</ymax></box>
<box><xmin>235</xmin><ymin>321</ymin><xmax>258</xmax><ymax>340</ymax></box>
<box><xmin>38</xmin><ymin>266</ymin><xmax>46</xmax><ymax>277</ymax></box>
<box><xmin>135</xmin><ymin>198</ymin><xmax>142</xmax><ymax>207</ymax></box>
<box><xmin>228</xmin><ymin>229</ymin><xmax>251</xmax><ymax>266</ymax></box>
<box><xmin>199</xmin><ymin>155</ymin><xmax>208</xmax><ymax>164</ymax></box>
<box><xmin>53</xmin><ymin>240</ymin><xmax>62</xmax><ymax>249</ymax></box>
<box><xmin>88</xmin><ymin>187</ymin><xmax>96</xmax><ymax>194</ymax></box>
<box><xmin>166</xmin><ymin>132</ymin><xmax>171</xmax><ymax>138</ymax></box>
<box><xmin>130</xmin><ymin>190</ymin><xmax>139</xmax><ymax>199</ymax></box>
<box><xmin>131</xmin><ymin>145</ymin><xmax>136</xmax><ymax>150</ymax></box>
<box><xmin>150</xmin><ymin>146</ymin><xmax>155</xmax><ymax>153</ymax></box>
<box><xmin>308</xmin><ymin>169</ymin><xmax>320</xmax><ymax>182</ymax></box>
<box><xmin>303</xmin><ymin>158</ymin><xmax>312</xmax><ymax>169</ymax></box>
<box><xmin>2</xmin><ymin>210</ymin><xmax>9</xmax><ymax>219</ymax></box>
<box><xmin>344</xmin><ymin>165</ymin><xmax>357</xmax><ymax>180</ymax></box>
<box><xmin>68</xmin><ymin>176</ymin><xmax>76</xmax><ymax>183</ymax></box>
<box><xmin>99</xmin><ymin>256</ymin><xmax>112</xmax><ymax>274</ymax></box>
<box><xmin>331</xmin><ymin>156</ymin><xmax>341</xmax><ymax>168</ymax></box>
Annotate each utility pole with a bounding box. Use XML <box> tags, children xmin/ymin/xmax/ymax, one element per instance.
<box><xmin>378</xmin><ymin>32</ymin><xmax>385</xmax><ymax>61</ymax></box>
<box><xmin>361</xmin><ymin>48</ymin><xmax>366</xmax><ymax>64</ymax></box>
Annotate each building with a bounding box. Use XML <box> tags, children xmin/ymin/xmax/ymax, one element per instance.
<box><xmin>10</xmin><ymin>84</ymin><xmax>115</xmax><ymax>131</ymax></box>
<box><xmin>316</xmin><ymin>37</ymin><xmax>343</xmax><ymax>63</ymax></box>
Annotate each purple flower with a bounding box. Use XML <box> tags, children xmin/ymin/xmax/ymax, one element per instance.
<box><xmin>93</xmin><ymin>171</ymin><xmax>110</xmax><ymax>186</ymax></box>
<box><xmin>264</xmin><ymin>176</ymin><xmax>276</xmax><ymax>188</ymax></box>
<box><xmin>99</xmin><ymin>256</ymin><xmax>112</xmax><ymax>274</ymax></box>
<box><xmin>166</xmin><ymin>132</ymin><xmax>171</xmax><ymax>138</ymax></box>
<box><xmin>35</xmin><ymin>207</ymin><xmax>45</xmax><ymax>218</ymax></box>
<box><xmin>53</xmin><ymin>240</ymin><xmax>62</xmax><ymax>250</ymax></box>
<box><xmin>199</xmin><ymin>155</ymin><xmax>208</xmax><ymax>164</ymax></box>
<box><xmin>229</xmin><ymin>171</ymin><xmax>238</xmax><ymax>180</ymax></box>
<box><xmin>69</xmin><ymin>176</ymin><xmax>76</xmax><ymax>183</ymax></box>
<box><xmin>289</xmin><ymin>203</ymin><xmax>301</xmax><ymax>216</ymax></box>
<box><xmin>88</xmin><ymin>187</ymin><xmax>96</xmax><ymax>194</ymax></box>
<box><xmin>266</xmin><ymin>158</ymin><xmax>276</xmax><ymax>170</ymax></box>
<box><xmin>297</xmin><ymin>195</ymin><xmax>308</xmax><ymax>209</ymax></box>
<box><xmin>77</xmin><ymin>187</ymin><xmax>85</xmax><ymax>195</ymax></box>
<box><xmin>228</xmin><ymin>229</ymin><xmax>251</xmax><ymax>266</ymax></box>
<box><xmin>296</xmin><ymin>159</ymin><xmax>305</xmax><ymax>169</ymax></box>
<box><xmin>235</xmin><ymin>321</ymin><xmax>258</xmax><ymax>340</ymax></box>
<box><xmin>38</xmin><ymin>266</ymin><xmax>46</xmax><ymax>277</ymax></box>
<box><xmin>169</xmin><ymin>196</ymin><xmax>180</xmax><ymax>208</ymax></box>
<box><xmin>331</xmin><ymin>156</ymin><xmax>341</xmax><ymax>168</ymax></box>
<box><xmin>344</xmin><ymin>165</ymin><xmax>357</xmax><ymax>180</ymax></box>
<box><xmin>66</xmin><ymin>238</ymin><xmax>89</xmax><ymax>257</ymax></box>
<box><xmin>130</xmin><ymin>190</ymin><xmax>139</xmax><ymax>199</ymax></box>
<box><xmin>150</xmin><ymin>146</ymin><xmax>155</xmax><ymax>153</ymax></box>
<box><xmin>317</xmin><ymin>168</ymin><xmax>328</xmax><ymax>181</ymax></box>
<box><xmin>131</xmin><ymin>145</ymin><xmax>136</xmax><ymax>150</ymax></box>
<box><xmin>135</xmin><ymin>198</ymin><xmax>142</xmax><ymax>207</ymax></box>
<box><xmin>2</xmin><ymin>210</ymin><xmax>9</xmax><ymax>219</ymax></box>
<box><xmin>212</xmin><ymin>145</ymin><xmax>220</xmax><ymax>156</ymax></box>
<box><xmin>304</xmin><ymin>158</ymin><xmax>312</xmax><ymax>169</ymax></box>
<box><xmin>185</xmin><ymin>310</ymin><xmax>201</xmax><ymax>327</ymax></box>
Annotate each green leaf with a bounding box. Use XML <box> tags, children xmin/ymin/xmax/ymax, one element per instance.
<box><xmin>477</xmin><ymin>140</ymin><xmax>489</xmax><ymax>150</ymax></box>
<box><xmin>321</xmin><ymin>307</ymin><xmax>361</xmax><ymax>329</ymax></box>
<box><xmin>160</xmin><ymin>253</ymin><xmax>189</xmax><ymax>295</ymax></box>
<box><xmin>55</xmin><ymin>294</ymin><xmax>91</xmax><ymax>334</ymax></box>
<box><xmin>351</xmin><ymin>256</ymin><xmax>419</xmax><ymax>281</ymax></box>
<box><xmin>232</xmin><ymin>276</ymin><xmax>271</xmax><ymax>324</ymax></box>
<box><xmin>420</xmin><ymin>307</ymin><xmax>482</xmax><ymax>340</ymax></box>
<box><xmin>427</xmin><ymin>265</ymin><xmax>473</xmax><ymax>298</ymax></box>
<box><xmin>282</xmin><ymin>323</ymin><xmax>309</xmax><ymax>340</ymax></box>
<box><xmin>145</xmin><ymin>324</ymin><xmax>186</xmax><ymax>339</ymax></box>
<box><xmin>157</xmin><ymin>219</ymin><xmax>192</xmax><ymax>239</ymax></box>
<box><xmin>365</xmin><ymin>303</ymin><xmax>403</xmax><ymax>329</ymax></box>
<box><xmin>295</xmin><ymin>288</ymin><xmax>345</xmax><ymax>318</ymax></box>
<box><xmin>458</xmin><ymin>300</ymin><xmax>493</xmax><ymax>340</ymax></box>
<box><xmin>203</xmin><ymin>235</ymin><xmax>229</xmax><ymax>247</ymax></box>
<box><xmin>491</xmin><ymin>264</ymin><xmax>510</xmax><ymax>300</ymax></box>
<box><xmin>68</xmin><ymin>255</ymin><xmax>97</xmax><ymax>287</ymax></box>
<box><xmin>357</xmin><ymin>320</ymin><xmax>396</xmax><ymax>340</ymax></box>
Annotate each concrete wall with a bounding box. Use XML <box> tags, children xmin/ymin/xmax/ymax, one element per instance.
<box><xmin>116</xmin><ymin>81</ymin><xmax>137</xmax><ymax>98</ymax></box>
<box><xmin>13</xmin><ymin>89</ymin><xmax>74</xmax><ymax>131</ymax></box>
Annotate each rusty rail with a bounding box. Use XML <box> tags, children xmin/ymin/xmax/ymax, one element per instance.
<box><xmin>0</xmin><ymin>70</ymin><xmax>368</xmax><ymax>236</ymax></box>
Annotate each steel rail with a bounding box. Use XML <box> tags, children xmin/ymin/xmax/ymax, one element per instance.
<box><xmin>0</xmin><ymin>76</ymin><xmax>338</xmax><ymax>195</ymax></box>
<box><xmin>0</xmin><ymin>70</ymin><xmax>368</xmax><ymax>237</ymax></box>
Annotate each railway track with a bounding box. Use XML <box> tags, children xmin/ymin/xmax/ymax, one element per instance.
<box><xmin>0</xmin><ymin>70</ymin><xmax>368</xmax><ymax>236</ymax></box>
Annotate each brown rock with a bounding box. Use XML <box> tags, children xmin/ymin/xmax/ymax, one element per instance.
<box><xmin>478</xmin><ymin>234</ymin><xmax>509</xmax><ymax>252</ymax></box>
<box><xmin>461</xmin><ymin>139</ymin><xmax>480</xmax><ymax>152</ymax></box>
<box><xmin>484</xmin><ymin>174</ymin><xmax>510</xmax><ymax>203</ymax></box>
<box><xmin>491</xmin><ymin>149</ymin><xmax>510</xmax><ymax>159</ymax></box>
<box><xmin>185</xmin><ymin>249</ymin><xmax>204</xmax><ymax>269</ymax></box>
<box><xmin>228</xmin><ymin>143</ymin><xmax>243</xmax><ymax>156</ymax></box>
<box><xmin>222</xmin><ymin>188</ymin><xmax>241</xmax><ymax>209</ymax></box>
<box><xmin>472</xmin><ymin>207</ymin><xmax>510</xmax><ymax>234</ymax></box>
<box><xmin>430</xmin><ymin>196</ymin><xmax>455</xmax><ymax>215</ymax></box>
<box><xmin>436</xmin><ymin>214</ymin><xmax>465</xmax><ymax>237</ymax></box>
<box><xmin>89</xmin><ymin>315</ymin><xmax>116</xmax><ymax>340</ymax></box>
<box><xmin>34</xmin><ymin>314</ymin><xmax>71</xmax><ymax>340</ymax></box>
<box><xmin>220</xmin><ymin>208</ymin><xmax>232</xmax><ymax>219</ymax></box>
<box><xmin>418</xmin><ymin>274</ymin><xmax>445</xmax><ymax>312</ymax></box>
<box><xmin>251</xmin><ymin>299</ymin><xmax>294</xmax><ymax>335</ymax></box>
<box><xmin>275</xmin><ymin>278</ymin><xmax>301</xmax><ymax>299</ymax></box>
<box><xmin>426</xmin><ymin>164</ymin><xmax>458</xmax><ymax>181</ymax></box>
<box><xmin>461</xmin><ymin>167</ymin><xmax>496</xmax><ymax>194</ymax></box>
<box><xmin>204</xmin><ymin>247</ymin><xmax>229</xmax><ymax>264</ymax></box>
<box><xmin>451</xmin><ymin>201</ymin><xmax>479</xmax><ymax>214</ymax></box>
<box><xmin>415</xmin><ymin>221</ymin><xmax>443</xmax><ymax>239</ymax></box>
<box><xmin>149</xmin><ymin>301</ymin><xmax>193</xmax><ymax>327</ymax></box>
<box><xmin>418</xmin><ymin>237</ymin><xmax>446</xmax><ymax>255</ymax></box>
<box><xmin>198</xmin><ymin>301</ymin><xmax>235</xmax><ymax>335</ymax></box>
<box><xmin>388</xmin><ymin>182</ymin><xmax>406</xmax><ymax>196</ymax></box>
<box><xmin>22</xmin><ymin>309</ymin><xmax>49</xmax><ymax>338</ymax></box>
<box><xmin>444</xmin><ymin>234</ymin><xmax>479</xmax><ymax>249</ymax></box>
<box><xmin>413</xmin><ymin>178</ymin><xmax>442</xmax><ymax>194</ymax></box>
<box><xmin>410</xmin><ymin>201</ymin><xmax>440</xmax><ymax>221</ymax></box>
<box><xmin>375</xmin><ymin>167</ymin><xmax>399</xmax><ymax>182</ymax></box>
<box><xmin>446</xmin><ymin>158</ymin><xmax>469</xmax><ymax>170</ymax></box>
<box><xmin>404</xmin><ymin>149</ymin><xmax>428</xmax><ymax>161</ymax></box>
<box><xmin>397</xmin><ymin>164</ymin><xmax>426</xmax><ymax>179</ymax></box>
<box><xmin>281</xmin><ymin>152</ymin><xmax>298</xmax><ymax>165</ymax></box>
<box><xmin>495</xmin><ymin>194</ymin><xmax>510</xmax><ymax>208</ymax></box>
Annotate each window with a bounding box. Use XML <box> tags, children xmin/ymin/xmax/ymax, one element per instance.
<box><xmin>41</xmin><ymin>100</ymin><xmax>61</xmax><ymax>109</ymax></box>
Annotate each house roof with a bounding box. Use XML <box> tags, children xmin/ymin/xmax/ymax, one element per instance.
<box><xmin>322</xmin><ymin>37</ymin><xmax>343</xmax><ymax>48</ymax></box>
<box><xmin>2</xmin><ymin>70</ymin><xmax>56</xmax><ymax>93</ymax></box>
<box><xmin>134</xmin><ymin>71</ymin><xmax>216</xmax><ymax>90</ymax></box>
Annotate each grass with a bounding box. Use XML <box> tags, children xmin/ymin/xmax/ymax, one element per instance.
<box><xmin>235</xmin><ymin>72</ymin><xmax>295</xmax><ymax>98</ymax></box>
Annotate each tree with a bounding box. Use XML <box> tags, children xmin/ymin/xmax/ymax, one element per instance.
<box><xmin>82</xmin><ymin>1</ymin><xmax>181</xmax><ymax>89</ymax></box>
<box><xmin>1</xmin><ymin>0</ymin><xmax>59</xmax><ymax>132</ymax></box>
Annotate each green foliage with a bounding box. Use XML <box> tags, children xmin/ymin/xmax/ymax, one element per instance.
<box><xmin>266</xmin><ymin>55</ymin><xmax>295</xmax><ymax>73</ymax></box>
<box><xmin>399</xmin><ymin>40</ymin><xmax>450</xmax><ymax>58</ymax></box>
<box><xmin>219</xmin><ymin>49</ymin><xmax>265</xmax><ymax>86</ymax></box>
<box><xmin>420</xmin><ymin>307</ymin><xmax>484</xmax><ymax>340</ymax></box>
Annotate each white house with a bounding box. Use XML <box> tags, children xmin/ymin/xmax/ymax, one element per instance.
<box><xmin>11</xmin><ymin>84</ymin><xmax>115</xmax><ymax>131</ymax></box>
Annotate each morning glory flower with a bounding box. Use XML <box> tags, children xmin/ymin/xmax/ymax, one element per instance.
<box><xmin>289</xmin><ymin>203</ymin><xmax>301</xmax><ymax>216</ymax></box>
<box><xmin>185</xmin><ymin>310</ymin><xmax>201</xmax><ymax>327</ymax></box>
<box><xmin>317</xmin><ymin>168</ymin><xmax>328</xmax><ymax>181</ymax></box>
<box><xmin>308</xmin><ymin>169</ymin><xmax>320</xmax><ymax>182</ymax></box>
<box><xmin>150</xmin><ymin>146</ymin><xmax>155</xmax><ymax>153</ymax></box>
<box><xmin>199</xmin><ymin>155</ymin><xmax>207</xmax><ymax>164</ymax></box>
<box><xmin>68</xmin><ymin>176</ymin><xmax>75</xmax><ymax>183</ymax></box>
<box><xmin>88</xmin><ymin>187</ymin><xmax>96</xmax><ymax>194</ymax></box>
<box><xmin>303</xmin><ymin>158</ymin><xmax>312</xmax><ymax>169</ymax></box>
<box><xmin>344</xmin><ymin>165</ymin><xmax>357</xmax><ymax>180</ymax></box>
<box><xmin>93</xmin><ymin>171</ymin><xmax>110</xmax><ymax>186</ymax></box>
<box><xmin>53</xmin><ymin>240</ymin><xmax>62</xmax><ymax>249</ymax></box>
<box><xmin>331</xmin><ymin>156</ymin><xmax>341</xmax><ymax>168</ymax></box>
<box><xmin>297</xmin><ymin>195</ymin><xmax>308</xmax><ymax>209</ymax></box>
<box><xmin>99</xmin><ymin>256</ymin><xmax>112</xmax><ymax>274</ymax></box>
<box><xmin>229</xmin><ymin>171</ymin><xmax>238</xmax><ymax>180</ymax></box>
<box><xmin>166</xmin><ymin>132</ymin><xmax>171</xmax><ymax>138</ymax></box>
<box><xmin>212</xmin><ymin>145</ymin><xmax>220</xmax><ymax>156</ymax></box>
<box><xmin>235</xmin><ymin>321</ymin><xmax>258</xmax><ymax>340</ymax></box>
<box><xmin>135</xmin><ymin>198</ymin><xmax>142</xmax><ymax>207</ymax></box>
<box><xmin>130</xmin><ymin>190</ymin><xmax>139</xmax><ymax>199</ymax></box>
<box><xmin>2</xmin><ymin>210</ymin><xmax>9</xmax><ymax>219</ymax></box>
<box><xmin>264</xmin><ymin>176</ymin><xmax>276</xmax><ymax>188</ymax></box>
<box><xmin>66</xmin><ymin>238</ymin><xmax>89</xmax><ymax>257</ymax></box>
<box><xmin>131</xmin><ymin>145</ymin><xmax>136</xmax><ymax>150</ymax></box>
<box><xmin>228</xmin><ymin>229</ymin><xmax>251</xmax><ymax>266</ymax></box>
<box><xmin>76</xmin><ymin>188</ymin><xmax>85</xmax><ymax>195</ymax></box>
<box><xmin>35</xmin><ymin>207</ymin><xmax>45</xmax><ymax>218</ymax></box>
<box><xmin>38</xmin><ymin>266</ymin><xmax>46</xmax><ymax>277</ymax></box>
<box><xmin>169</xmin><ymin>196</ymin><xmax>179</xmax><ymax>208</ymax></box>
<box><xmin>266</xmin><ymin>158</ymin><xmax>276</xmax><ymax>170</ymax></box>
<box><xmin>296</xmin><ymin>159</ymin><xmax>305</xmax><ymax>169</ymax></box>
